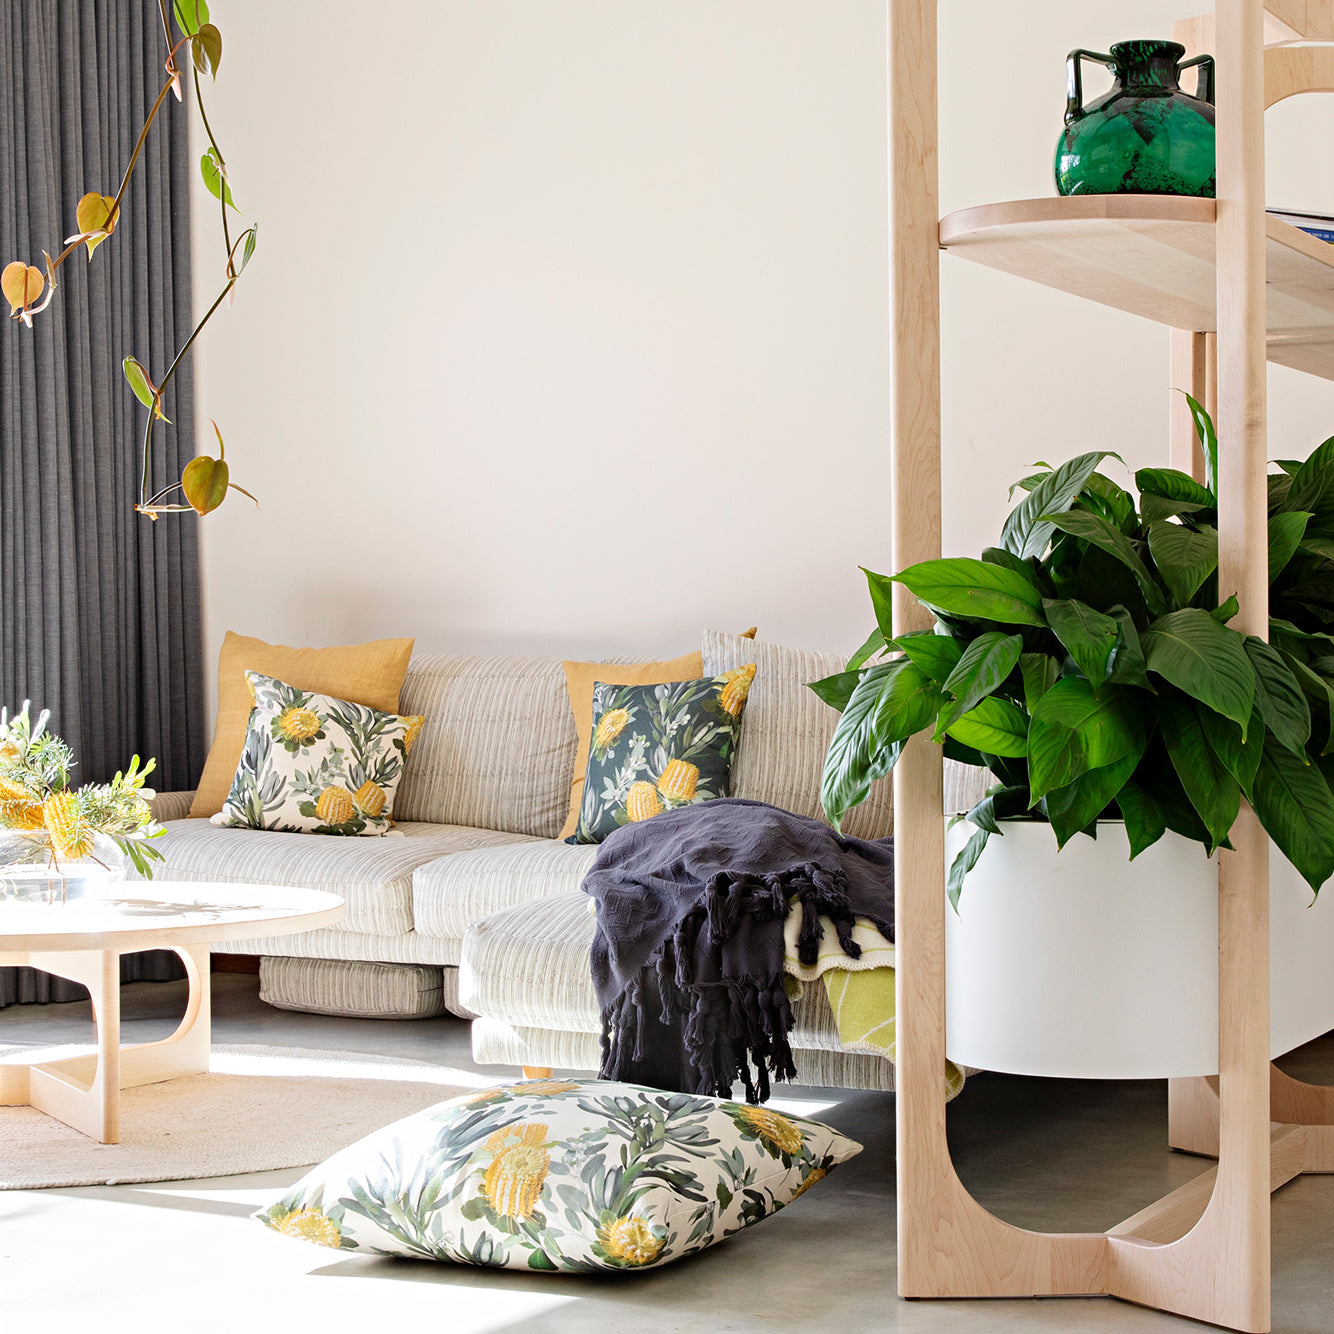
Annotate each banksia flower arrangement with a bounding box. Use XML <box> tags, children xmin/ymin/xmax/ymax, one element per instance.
<box><xmin>0</xmin><ymin>703</ymin><xmax>163</xmax><ymax>888</ymax></box>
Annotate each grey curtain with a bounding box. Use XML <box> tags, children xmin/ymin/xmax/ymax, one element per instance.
<box><xmin>0</xmin><ymin>1</ymin><xmax>205</xmax><ymax>1005</ymax></box>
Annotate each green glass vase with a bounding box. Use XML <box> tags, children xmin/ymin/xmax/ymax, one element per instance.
<box><xmin>1054</xmin><ymin>39</ymin><xmax>1215</xmax><ymax>197</ymax></box>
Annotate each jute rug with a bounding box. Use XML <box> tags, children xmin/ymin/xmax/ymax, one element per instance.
<box><xmin>0</xmin><ymin>1043</ymin><xmax>472</xmax><ymax>1190</ymax></box>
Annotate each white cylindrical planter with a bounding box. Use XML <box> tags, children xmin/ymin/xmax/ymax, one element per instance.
<box><xmin>943</xmin><ymin>819</ymin><xmax>1334</xmax><ymax>1079</ymax></box>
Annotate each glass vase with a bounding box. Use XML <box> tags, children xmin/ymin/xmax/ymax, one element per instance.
<box><xmin>0</xmin><ymin>831</ymin><xmax>127</xmax><ymax>904</ymax></box>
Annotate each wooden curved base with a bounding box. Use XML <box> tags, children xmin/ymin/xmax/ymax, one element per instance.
<box><xmin>0</xmin><ymin>943</ymin><xmax>212</xmax><ymax>1143</ymax></box>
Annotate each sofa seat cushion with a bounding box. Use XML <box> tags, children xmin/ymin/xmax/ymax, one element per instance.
<box><xmin>152</xmin><ymin>819</ymin><xmax>537</xmax><ymax>936</ymax></box>
<box><xmin>461</xmin><ymin>890</ymin><xmax>847</xmax><ymax>1051</ymax></box>
<box><xmin>212</xmin><ymin>927</ymin><xmax>462</xmax><ymax>966</ymax></box>
<box><xmin>413</xmin><ymin>840</ymin><xmax>598</xmax><ymax>941</ymax></box>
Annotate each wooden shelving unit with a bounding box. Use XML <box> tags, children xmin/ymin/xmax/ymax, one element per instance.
<box><xmin>940</xmin><ymin>197</ymin><xmax>1334</xmax><ymax>379</ymax></box>
<box><xmin>889</xmin><ymin>3</ymin><xmax>1334</xmax><ymax>1331</ymax></box>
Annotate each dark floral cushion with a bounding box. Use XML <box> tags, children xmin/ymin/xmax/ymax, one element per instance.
<box><xmin>568</xmin><ymin>667</ymin><xmax>756</xmax><ymax>844</ymax></box>
<box><xmin>256</xmin><ymin>1077</ymin><xmax>859</xmax><ymax>1271</ymax></box>
<box><xmin>214</xmin><ymin>671</ymin><xmax>424</xmax><ymax>836</ymax></box>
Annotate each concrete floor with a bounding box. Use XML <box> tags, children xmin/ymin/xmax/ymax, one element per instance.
<box><xmin>2</xmin><ymin>975</ymin><xmax>1333</xmax><ymax>1334</ymax></box>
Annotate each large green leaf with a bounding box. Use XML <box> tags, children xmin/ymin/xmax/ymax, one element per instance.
<box><xmin>1280</xmin><ymin>650</ymin><xmax>1334</xmax><ymax>756</ymax></box>
<box><xmin>1140</xmin><ymin>607</ymin><xmax>1255</xmax><ymax>732</ymax></box>
<box><xmin>1046</xmin><ymin>748</ymin><xmax>1141</xmax><ymax>848</ymax></box>
<box><xmin>1116</xmin><ymin>779</ymin><xmax>1167</xmax><ymax>859</ymax></box>
<box><xmin>935</xmin><ymin>632</ymin><xmax>1023</xmax><ymax>735</ymax></box>
<box><xmin>1285</xmin><ymin>434</ymin><xmax>1334</xmax><ymax>516</ymax></box>
<box><xmin>961</xmin><ymin>784</ymin><xmax>1028</xmax><ymax>834</ymax></box>
<box><xmin>1251</xmin><ymin>741</ymin><xmax>1334</xmax><ymax>894</ymax></box>
<box><xmin>947</xmin><ymin>827</ymin><xmax>990</xmax><ymax>912</ymax></box>
<box><xmin>1199</xmin><ymin>701</ymin><xmax>1264</xmax><ymax>798</ymax></box>
<box><xmin>1270</xmin><ymin>511</ymin><xmax>1313</xmax><ymax>582</ymax></box>
<box><xmin>820</xmin><ymin>661</ymin><xmax>942</xmax><ymax>824</ymax></box>
<box><xmin>894</xmin><ymin>630</ymin><xmax>962</xmax><ymax>682</ymax></box>
<box><xmin>1000</xmin><ymin>452</ymin><xmax>1119</xmax><ymax>559</ymax></box>
<box><xmin>893</xmin><ymin>558</ymin><xmax>1046</xmax><ymax>627</ymax></box>
<box><xmin>1184</xmin><ymin>394</ymin><xmax>1219</xmax><ymax>496</ymax></box>
<box><xmin>1080</xmin><ymin>472</ymin><xmax>1137</xmax><ymax>531</ymax></box>
<box><xmin>944</xmin><ymin>696</ymin><xmax>1029</xmax><ymax>758</ymax></box>
<box><xmin>1043</xmin><ymin>510</ymin><xmax>1168</xmax><ymax>616</ymax></box>
<box><xmin>981</xmin><ymin>546</ymin><xmax>1045</xmax><ymax>593</ymax></box>
<box><xmin>1027</xmin><ymin>677</ymin><xmax>1144</xmax><ymax>802</ymax></box>
<box><xmin>1043</xmin><ymin>598</ymin><xmax>1120</xmax><ymax>689</ymax></box>
<box><xmin>1106</xmin><ymin>607</ymin><xmax>1154</xmax><ymax>690</ymax></box>
<box><xmin>1244</xmin><ymin>637</ymin><xmax>1311</xmax><ymax>755</ymax></box>
<box><xmin>1019</xmin><ymin>652</ymin><xmax>1060</xmax><ymax>713</ymax></box>
<box><xmin>1159</xmin><ymin>694</ymin><xmax>1240</xmax><ymax>851</ymax></box>
<box><xmin>863</xmin><ymin>568</ymin><xmax>896</xmax><ymax>641</ymax></box>
<box><xmin>807</xmin><ymin>671</ymin><xmax>861</xmax><ymax>713</ymax></box>
<box><xmin>1135</xmin><ymin>467</ymin><xmax>1216</xmax><ymax>518</ymax></box>
<box><xmin>1146</xmin><ymin>522</ymin><xmax>1218</xmax><ymax>607</ymax></box>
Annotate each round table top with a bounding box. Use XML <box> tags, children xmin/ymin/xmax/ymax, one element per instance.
<box><xmin>0</xmin><ymin>882</ymin><xmax>344</xmax><ymax>954</ymax></box>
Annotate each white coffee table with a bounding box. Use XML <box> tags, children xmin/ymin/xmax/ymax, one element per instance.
<box><xmin>0</xmin><ymin>882</ymin><xmax>343</xmax><ymax>1142</ymax></box>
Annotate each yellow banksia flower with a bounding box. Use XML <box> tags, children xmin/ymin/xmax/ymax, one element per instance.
<box><xmin>657</xmin><ymin>758</ymin><xmax>699</xmax><ymax>802</ymax></box>
<box><xmin>43</xmin><ymin>792</ymin><xmax>94</xmax><ymax>860</ymax></box>
<box><xmin>402</xmin><ymin>715</ymin><xmax>425</xmax><ymax>755</ymax></box>
<box><xmin>0</xmin><ymin>775</ymin><xmax>34</xmax><ymax>804</ymax></box>
<box><xmin>719</xmin><ymin>663</ymin><xmax>756</xmax><ymax>717</ymax></box>
<box><xmin>598</xmin><ymin>1215</ymin><xmax>664</xmax><ymax>1266</ymax></box>
<box><xmin>735</xmin><ymin>1105</ymin><xmax>804</xmax><ymax>1156</ymax></box>
<box><xmin>354</xmin><ymin>780</ymin><xmax>386</xmax><ymax>817</ymax></box>
<box><xmin>509</xmin><ymin>1079</ymin><xmax>580</xmax><ymax>1096</ymax></box>
<box><xmin>277</xmin><ymin>706</ymin><xmax>322</xmax><ymax>744</ymax></box>
<box><xmin>789</xmin><ymin>1166</ymin><xmax>827</xmax><ymax>1201</ymax></box>
<box><xmin>625</xmin><ymin>781</ymin><xmax>663</xmax><ymax>823</ymax></box>
<box><xmin>315</xmin><ymin>785</ymin><xmax>356</xmax><ymax>825</ymax></box>
<box><xmin>481</xmin><ymin>1122</ymin><xmax>550</xmax><ymax>1219</ymax></box>
<box><xmin>0</xmin><ymin>799</ymin><xmax>46</xmax><ymax>831</ymax></box>
<box><xmin>593</xmin><ymin>708</ymin><xmax>631</xmax><ymax>751</ymax></box>
<box><xmin>276</xmin><ymin>1208</ymin><xmax>342</xmax><ymax>1248</ymax></box>
<box><xmin>0</xmin><ymin>741</ymin><xmax>21</xmax><ymax>764</ymax></box>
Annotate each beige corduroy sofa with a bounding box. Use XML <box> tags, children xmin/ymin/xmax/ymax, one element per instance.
<box><xmin>150</xmin><ymin>630</ymin><xmax>973</xmax><ymax>1087</ymax></box>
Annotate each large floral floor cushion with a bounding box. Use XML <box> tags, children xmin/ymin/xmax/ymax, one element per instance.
<box><xmin>258</xmin><ymin>1078</ymin><xmax>859</xmax><ymax>1271</ymax></box>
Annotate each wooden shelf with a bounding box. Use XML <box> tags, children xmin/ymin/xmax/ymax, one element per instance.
<box><xmin>939</xmin><ymin>196</ymin><xmax>1334</xmax><ymax>379</ymax></box>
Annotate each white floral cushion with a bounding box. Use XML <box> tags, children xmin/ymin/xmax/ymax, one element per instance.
<box><xmin>214</xmin><ymin>671</ymin><xmax>424</xmax><ymax>836</ymax></box>
<box><xmin>256</xmin><ymin>1077</ymin><xmax>860</xmax><ymax>1271</ymax></box>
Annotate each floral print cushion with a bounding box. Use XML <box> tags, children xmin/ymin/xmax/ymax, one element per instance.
<box><xmin>257</xmin><ymin>1077</ymin><xmax>859</xmax><ymax>1272</ymax></box>
<box><xmin>214</xmin><ymin>671</ymin><xmax>424</xmax><ymax>836</ymax></box>
<box><xmin>569</xmin><ymin>667</ymin><xmax>756</xmax><ymax>844</ymax></box>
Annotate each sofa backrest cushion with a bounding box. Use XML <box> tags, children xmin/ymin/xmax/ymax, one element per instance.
<box><xmin>393</xmin><ymin>654</ymin><xmax>577</xmax><ymax>838</ymax></box>
<box><xmin>702</xmin><ymin>630</ymin><xmax>895</xmax><ymax>839</ymax></box>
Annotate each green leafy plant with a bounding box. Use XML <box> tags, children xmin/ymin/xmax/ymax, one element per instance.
<box><xmin>1</xmin><ymin>0</ymin><xmax>257</xmax><ymax>518</ymax></box>
<box><xmin>0</xmin><ymin>703</ymin><xmax>163</xmax><ymax>879</ymax></box>
<box><xmin>815</xmin><ymin>399</ymin><xmax>1334</xmax><ymax>905</ymax></box>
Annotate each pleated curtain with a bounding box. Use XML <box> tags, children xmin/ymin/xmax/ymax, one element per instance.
<box><xmin>0</xmin><ymin>0</ymin><xmax>206</xmax><ymax>1004</ymax></box>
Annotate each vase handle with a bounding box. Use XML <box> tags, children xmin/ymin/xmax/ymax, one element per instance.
<box><xmin>1065</xmin><ymin>49</ymin><xmax>1114</xmax><ymax>124</ymax></box>
<box><xmin>1178</xmin><ymin>52</ymin><xmax>1215</xmax><ymax>104</ymax></box>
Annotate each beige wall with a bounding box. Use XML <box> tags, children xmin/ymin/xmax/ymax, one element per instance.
<box><xmin>191</xmin><ymin>1</ymin><xmax>1334</xmax><ymax>684</ymax></box>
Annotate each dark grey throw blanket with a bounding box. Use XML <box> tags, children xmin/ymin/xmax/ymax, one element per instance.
<box><xmin>583</xmin><ymin>798</ymin><xmax>894</xmax><ymax>1102</ymax></box>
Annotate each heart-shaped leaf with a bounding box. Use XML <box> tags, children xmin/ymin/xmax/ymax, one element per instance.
<box><xmin>893</xmin><ymin>557</ymin><xmax>1046</xmax><ymax>627</ymax></box>
<box><xmin>200</xmin><ymin>147</ymin><xmax>238</xmax><ymax>211</ymax></box>
<box><xmin>2</xmin><ymin>261</ymin><xmax>43</xmax><ymax>316</ymax></box>
<box><xmin>122</xmin><ymin>356</ymin><xmax>155</xmax><ymax>408</ymax></box>
<box><xmin>944</xmin><ymin>695</ymin><xmax>1030</xmax><ymax>758</ymax></box>
<box><xmin>808</xmin><ymin>671</ymin><xmax>861</xmax><ymax>714</ymax></box>
<box><xmin>1044</xmin><ymin>598</ymin><xmax>1121</xmax><ymax>689</ymax></box>
<box><xmin>192</xmin><ymin>23</ymin><xmax>222</xmax><ymax>78</ymax></box>
<box><xmin>181</xmin><ymin>454</ymin><xmax>230</xmax><ymax>516</ymax></box>
<box><xmin>1146</xmin><ymin>522</ymin><xmax>1218</xmax><ymax>607</ymax></box>
<box><xmin>73</xmin><ymin>192</ymin><xmax>117</xmax><ymax>259</ymax></box>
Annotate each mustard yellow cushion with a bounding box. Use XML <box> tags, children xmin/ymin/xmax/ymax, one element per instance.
<box><xmin>189</xmin><ymin>632</ymin><xmax>414</xmax><ymax>818</ymax></box>
<box><xmin>558</xmin><ymin>652</ymin><xmax>702</xmax><ymax>839</ymax></box>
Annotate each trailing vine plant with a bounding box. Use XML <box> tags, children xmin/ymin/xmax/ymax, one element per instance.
<box><xmin>1</xmin><ymin>0</ymin><xmax>256</xmax><ymax>518</ymax></box>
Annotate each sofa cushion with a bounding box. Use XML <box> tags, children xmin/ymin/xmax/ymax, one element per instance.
<box><xmin>259</xmin><ymin>956</ymin><xmax>448</xmax><ymax>1018</ymax></box>
<box><xmin>152</xmin><ymin>818</ymin><xmax>536</xmax><ymax>936</ymax></box>
<box><xmin>392</xmin><ymin>654</ymin><xmax>578</xmax><ymax>839</ymax></box>
<box><xmin>213</xmin><ymin>927</ymin><xmax>462</xmax><ymax>966</ymax></box>
<box><xmin>701</xmin><ymin>630</ymin><xmax>895</xmax><ymax>840</ymax></box>
<box><xmin>461</xmin><ymin>889</ymin><xmax>848</xmax><ymax>1050</ymax></box>
<box><xmin>413</xmin><ymin>840</ymin><xmax>598</xmax><ymax>942</ymax></box>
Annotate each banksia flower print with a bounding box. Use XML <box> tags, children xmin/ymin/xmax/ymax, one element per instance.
<box><xmin>216</xmin><ymin>672</ymin><xmax>425</xmax><ymax>837</ymax></box>
<box><xmin>731</xmin><ymin>1104</ymin><xmax>804</xmax><ymax>1159</ymax></box>
<box><xmin>719</xmin><ymin>663</ymin><xmax>756</xmax><ymax>717</ymax></box>
<box><xmin>657</xmin><ymin>758</ymin><xmax>699</xmax><ymax>803</ymax></box>
<box><xmin>256</xmin><ymin>1077</ymin><xmax>860</xmax><ymax>1271</ymax></box>
<box><xmin>42</xmin><ymin>792</ymin><xmax>95</xmax><ymax>860</ymax></box>
<box><xmin>597</xmin><ymin>1216</ymin><xmax>665</xmax><ymax>1267</ymax></box>
<box><xmin>625</xmin><ymin>781</ymin><xmax>663</xmax><ymax>822</ymax></box>
<box><xmin>570</xmin><ymin>670</ymin><xmax>755</xmax><ymax>842</ymax></box>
